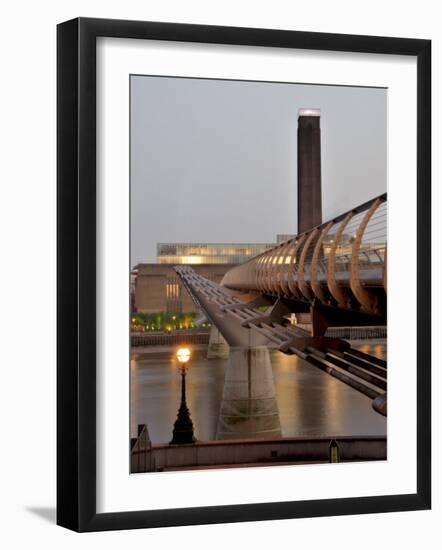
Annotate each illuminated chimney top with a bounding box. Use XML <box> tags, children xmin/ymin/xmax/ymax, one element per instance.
<box><xmin>298</xmin><ymin>108</ymin><xmax>321</xmax><ymax>117</ymax></box>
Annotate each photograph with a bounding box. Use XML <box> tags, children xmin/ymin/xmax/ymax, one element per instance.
<box><xmin>129</xmin><ymin>75</ymin><xmax>388</xmax><ymax>473</ymax></box>
<box><xmin>0</xmin><ymin>0</ymin><xmax>434</xmax><ymax>541</ymax></box>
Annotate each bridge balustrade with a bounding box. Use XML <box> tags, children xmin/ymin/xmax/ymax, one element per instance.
<box><xmin>221</xmin><ymin>194</ymin><xmax>387</xmax><ymax>316</ymax></box>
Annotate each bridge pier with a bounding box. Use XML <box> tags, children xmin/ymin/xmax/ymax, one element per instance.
<box><xmin>216</xmin><ymin>346</ymin><xmax>281</xmax><ymax>440</ymax></box>
<box><xmin>207</xmin><ymin>326</ymin><xmax>230</xmax><ymax>359</ymax></box>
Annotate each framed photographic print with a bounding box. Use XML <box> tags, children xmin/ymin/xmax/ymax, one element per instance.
<box><xmin>57</xmin><ymin>17</ymin><xmax>431</xmax><ymax>532</ymax></box>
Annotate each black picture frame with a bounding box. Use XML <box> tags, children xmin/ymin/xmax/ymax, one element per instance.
<box><xmin>57</xmin><ymin>17</ymin><xmax>431</xmax><ymax>532</ymax></box>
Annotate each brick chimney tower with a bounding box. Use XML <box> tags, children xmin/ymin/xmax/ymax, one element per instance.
<box><xmin>297</xmin><ymin>108</ymin><xmax>322</xmax><ymax>233</ymax></box>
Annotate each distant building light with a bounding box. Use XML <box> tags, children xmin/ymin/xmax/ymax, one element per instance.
<box><xmin>298</xmin><ymin>108</ymin><xmax>320</xmax><ymax>117</ymax></box>
<box><xmin>156</xmin><ymin>242</ymin><xmax>276</xmax><ymax>265</ymax></box>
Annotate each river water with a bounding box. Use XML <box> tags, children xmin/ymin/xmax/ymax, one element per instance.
<box><xmin>131</xmin><ymin>342</ymin><xmax>387</xmax><ymax>444</ymax></box>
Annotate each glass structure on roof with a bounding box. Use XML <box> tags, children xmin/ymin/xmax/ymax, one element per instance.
<box><xmin>157</xmin><ymin>242</ymin><xmax>275</xmax><ymax>265</ymax></box>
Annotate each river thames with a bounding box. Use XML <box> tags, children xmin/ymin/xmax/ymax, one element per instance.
<box><xmin>131</xmin><ymin>341</ymin><xmax>386</xmax><ymax>443</ymax></box>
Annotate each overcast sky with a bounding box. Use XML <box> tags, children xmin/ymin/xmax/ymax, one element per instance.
<box><xmin>131</xmin><ymin>76</ymin><xmax>386</xmax><ymax>266</ymax></box>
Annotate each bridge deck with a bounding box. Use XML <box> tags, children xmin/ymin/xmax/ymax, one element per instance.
<box><xmin>174</xmin><ymin>266</ymin><xmax>387</xmax><ymax>416</ymax></box>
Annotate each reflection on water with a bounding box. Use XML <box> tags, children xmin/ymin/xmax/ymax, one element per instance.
<box><xmin>350</xmin><ymin>340</ymin><xmax>386</xmax><ymax>361</ymax></box>
<box><xmin>131</xmin><ymin>341</ymin><xmax>387</xmax><ymax>444</ymax></box>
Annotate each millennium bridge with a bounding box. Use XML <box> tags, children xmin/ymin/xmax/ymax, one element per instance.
<box><xmin>174</xmin><ymin>193</ymin><xmax>387</xmax><ymax>433</ymax></box>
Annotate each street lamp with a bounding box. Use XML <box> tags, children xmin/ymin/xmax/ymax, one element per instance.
<box><xmin>170</xmin><ymin>347</ymin><xmax>196</xmax><ymax>445</ymax></box>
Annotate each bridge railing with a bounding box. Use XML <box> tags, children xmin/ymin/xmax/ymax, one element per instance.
<box><xmin>315</xmin><ymin>246</ymin><xmax>385</xmax><ymax>277</ymax></box>
<box><xmin>221</xmin><ymin>194</ymin><xmax>387</xmax><ymax>316</ymax></box>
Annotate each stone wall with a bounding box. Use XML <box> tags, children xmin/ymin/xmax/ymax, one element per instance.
<box><xmin>131</xmin><ymin>434</ymin><xmax>387</xmax><ymax>473</ymax></box>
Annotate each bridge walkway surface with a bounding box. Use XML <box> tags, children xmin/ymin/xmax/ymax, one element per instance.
<box><xmin>174</xmin><ymin>265</ymin><xmax>387</xmax><ymax>416</ymax></box>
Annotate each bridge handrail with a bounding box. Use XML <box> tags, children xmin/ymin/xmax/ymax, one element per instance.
<box><xmin>221</xmin><ymin>194</ymin><xmax>387</xmax><ymax>316</ymax></box>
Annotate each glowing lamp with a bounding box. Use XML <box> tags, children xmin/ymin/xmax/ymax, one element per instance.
<box><xmin>176</xmin><ymin>347</ymin><xmax>191</xmax><ymax>365</ymax></box>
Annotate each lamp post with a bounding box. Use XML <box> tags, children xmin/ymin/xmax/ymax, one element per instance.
<box><xmin>170</xmin><ymin>347</ymin><xmax>196</xmax><ymax>445</ymax></box>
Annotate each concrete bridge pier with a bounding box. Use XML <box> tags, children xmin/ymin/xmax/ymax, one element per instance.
<box><xmin>207</xmin><ymin>326</ymin><xmax>230</xmax><ymax>359</ymax></box>
<box><xmin>216</xmin><ymin>346</ymin><xmax>281</xmax><ymax>440</ymax></box>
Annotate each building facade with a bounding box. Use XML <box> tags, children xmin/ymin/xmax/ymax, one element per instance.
<box><xmin>134</xmin><ymin>263</ymin><xmax>237</xmax><ymax>314</ymax></box>
<box><xmin>134</xmin><ymin>242</ymin><xmax>275</xmax><ymax>314</ymax></box>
